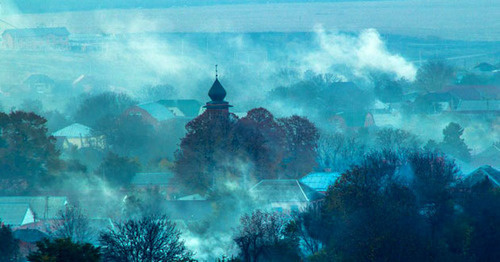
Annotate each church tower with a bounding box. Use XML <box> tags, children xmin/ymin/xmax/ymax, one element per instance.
<box><xmin>204</xmin><ymin>65</ymin><xmax>232</xmax><ymax>114</ymax></box>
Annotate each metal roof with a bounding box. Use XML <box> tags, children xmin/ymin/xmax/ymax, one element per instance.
<box><xmin>157</xmin><ymin>99</ymin><xmax>203</xmax><ymax>117</ymax></box>
<box><xmin>52</xmin><ymin>123</ymin><xmax>93</xmax><ymax>138</ymax></box>
<box><xmin>137</xmin><ymin>102</ymin><xmax>176</xmax><ymax>121</ymax></box>
<box><xmin>2</xmin><ymin>27</ymin><xmax>70</xmax><ymax>37</ymax></box>
<box><xmin>455</xmin><ymin>100</ymin><xmax>500</xmax><ymax>112</ymax></box>
<box><xmin>0</xmin><ymin>203</ymin><xmax>33</xmax><ymax>226</ymax></box>
<box><xmin>300</xmin><ymin>172</ymin><xmax>341</xmax><ymax>192</ymax></box>
<box><xmin>0</xmin><ymin>196</ymin><xmax>67</xmax><ymax>220</ymax></box>
<box><xmin>249</xmin><ymin>179</ymin><xmax>324</xmax><ymax>202</ymax></box>
<box><xmin>445</xmin><ymin>85</ymin><xmax>500</xmax><ymax>100</ymax></box>
<box><xmin>465</xmin><ymin>165</ymin><xmax>500</xmax><ymax>187</ymax></box>
<box><xmin>131</xmin><ymin>172</ymin><xmax>174</xmax><ymax>186</ymax></box>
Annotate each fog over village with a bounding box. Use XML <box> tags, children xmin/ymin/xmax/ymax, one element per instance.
<box><xmin>0</xmin><ymin>0</ymin><xmax>498</xmax><ymax>261</ymax></box>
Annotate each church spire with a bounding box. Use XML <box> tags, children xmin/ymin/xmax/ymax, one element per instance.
<box><xmin>204</xmin><ymin>65</ymin><xmax>232</xmax><ymax>112</ymax></box>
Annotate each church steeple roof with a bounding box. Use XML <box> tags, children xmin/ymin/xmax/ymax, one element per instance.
<box><xmin>208</xmin><ymin>77</ymin><xmax>226</xmax><ymax>102</ymax></box>
<box><xmin>204</xmin><ymin>65</ymin><xmax>232</xmax><ymax>111</ymax></box>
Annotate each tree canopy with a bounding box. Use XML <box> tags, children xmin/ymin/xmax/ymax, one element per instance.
<box><xmin>27</xmin><ymin>238</ymin><xmax>100</xmax><ymax>262</ymax></box>
<box><xmin>0</xmin><ymin>111</ymin><xmax>61</xmax><ymax>194</ymax></box>
<box><xmin>174</xmin><ymin>108</ymin><xmax>319</xmax><ymax>194</ymax></box>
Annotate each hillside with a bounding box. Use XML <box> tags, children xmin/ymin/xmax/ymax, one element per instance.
<box><xmin>1</xmin><ymin>0</ymin><xmax>499</xmax><ymax>41</ymax></box>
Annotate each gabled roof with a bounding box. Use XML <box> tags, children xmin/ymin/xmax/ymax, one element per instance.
<box><xmin>464</xmin><ymin>165</ymin><xmax>500</xmax><ymax>187</ymax></box>
<box><xmin>2</xmin><ymin>27</ymin><xmax>69</xmax><ymax>37</ymax></box>
<box><xmin>0</xmin><ymin>196</ymin><xmax>67</xmax><ymax>220</ymax></box>
<box><xmin>137</xmin><ymin>102</ymin><xmax>176</xmax><ymax>121</ymax></box>
<box><xmin>131</xmin><ymin>172</ymin><xmax>174</xmax><ymax>186</ymax></box>
<box><xmin>300</xmin><ymin>172</ymin><xmax>341</xmax><ymax>192</ymax></box>
<box><xmin>473</xmin><ymin>144</ymin><xmax>500</xmax><ymax>167</ymax></box>
<box><xmin>13</xmin><ymin>229</ymin><xmax>49</xmax><ymax>243</ymax></box>
<box><xmin>157</xmin><ymin>99</ymin><xmax>203</xmax><ymax>117</ymax></box>
<box><xmin>334</xmin><ymin>111</ymin><xmax>372</xmax><ymax>128</ymax></box>
<box><xmin>249</xmin><ymin>179</ymin><xmax>324</xmax><ymax>202</ymax></box>
<box><xmin>0</xmin><ymin>203</ymin><xmax>34</xmax><ymax>226</ymax></box>
<box><xmin>52</xmin><ymin>123</ymin><xmax>93</xmax><ymax>138</ymax></box>
<box><xmin>474</xmin><ymin>62</ymin><xmax>497</xmax><ymax>72</ymax></box>
<box><xmin>455</xmin><ymin>100</ymin><xmax>500</xmax><ymax>112</ymax></box>
<box><xmin>444</xmin><ymin>85</ymin><xmax>500</xmax><ymax>100</ymax></box>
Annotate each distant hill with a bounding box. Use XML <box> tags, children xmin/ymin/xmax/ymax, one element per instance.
<box><xmin>3</xmin><ymin>0</ymin><xmax>386</xmax><ymax>14</ymax></box>
<box><xmin>2</xmin><ymin>0</ymin><xmax>498</xmax><ymax>41</ymax></box>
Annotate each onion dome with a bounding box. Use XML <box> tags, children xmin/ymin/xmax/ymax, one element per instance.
<box><xmin>208</xmin><ymin>78</ymin><xmax>226</xmax><ymax>102</ymax></box>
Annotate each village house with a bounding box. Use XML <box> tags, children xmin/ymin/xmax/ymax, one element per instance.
<box><xmin>23</xmin><ymin>74</ymin><xmax>55</xmax><ymax>94</ymax></box>
<box><xmin>123</xmin><ymin>99</ymin><xmax>203</xmax><ymax>125</ymax></box>
<box><xmin>52</xmin><ymin>123</ymin><xmax>104</xmax><ymax>149</ymax></box>
<box><xmin>330</xmin><ymin>111</ymin><xmax>375</xmax><ymax>130</ymax></box>
<box><xmin>0</xmin><ymin>203</ymin><xmax>35</xmax><ymax>227</ymax></box>
<box><xmin>249</xmin><ymin>179</ymin><xmax>324</xmax><ymax>213</ymax></box>
<box><xmin>2</xmin><ymin>27</ymin><xmax>70</xmax><ymax>50</ymax></box>
<box><xmin>131</xmin><ymin>172</ymin><xmax>179</xmax><ymax>199</ymax></box>
<box><xmin>0</xmin><ymin>196</ymin><xmax>67</xmax><ymax>222</ymax></box>
<box><xmin>446</xmin><ymin>85</ymin><xmax>500</xmax><ymax>113</ymax></box>
<box><xmin>0</xmin><ymin>196</ymin><xmax>67</xmax><ymax>234</ymax></box>
<box><xmin>472</xmin><ymin>143</ymin><xmax>500</xmax><ymax>168</ymax></box>
<box><xmin>464</xmin><ymin>165</ymin><xmax>500</xmax><ymax>188</ymax></box>
<box><xmin>412</xmin><ymin>85</ymin><xmax>500</xmax><ymax>115</ymax></box>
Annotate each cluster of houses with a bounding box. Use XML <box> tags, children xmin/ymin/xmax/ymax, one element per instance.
<box><xmin>51</xmin><ymin>99</ymin><xmax>204</xmax><ymax>150</ymax></box>
<box><xmin>2</xmin><ymin>165</ymin><xmax>498</xmax><ymax>255</ymax></box>
<box><xmin>1</xmin><ymin>76</ymin><xmax>499</xmax><ymax>260</ymax></box>
<box><xmin>334</xmin><ymin>84</ymin><xmax>500</xmax><ymax>131</ymax></box>
<box><xmin>2</xmin><ymin>27</ymin><xmax>70</xmax><ymax>51</ymax></box>
<box><xmin>1</xmin><ymin>26</ymin><xmax>110</xmax><ymax>52</ymax></box>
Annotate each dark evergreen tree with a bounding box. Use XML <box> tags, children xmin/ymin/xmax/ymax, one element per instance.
<box><xmin>73</xmin><ymin>92</ymin><xmax>136</xmax><ymax>129</ymax></box>
<box><xmin>96</xmin><ymin>153</ymin><xmax>140</xmax><ymax>187</ymax></box>
<box><xmin>27</xmin><ymin>238</ymin><xmax>100</xmax><ymax>262</ymax></box>
<box><xmin>0</xmin><ymin>111</ymin><xmax>61</xmax><ymax>194</ymax></box>
<box><xmin>440</xmin><ymin>122</ymin><xmax>471</xmax><ymax>162</ymax></box>
<box><xmin>0</xmin><ymin>224</ymin><xmax>20</xmax><ymax>262</ymax></box>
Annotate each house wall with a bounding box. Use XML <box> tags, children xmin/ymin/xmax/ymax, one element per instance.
<box><xmin>123</xmin><ymin>107</ymin><xmax>160</xmax><ymax>126</ymax></box>
<box><xmin>3</xmin><ymin>34</ymin><xmax>69</xmax><ymax>50</ymax></box>
<box><xmin>61</xmin><ymin>136</ymin><xmax>105</xmax><ymax>149</ymax></box>
<box><xmin>266</xmin><ymin>201</ymin><xmax>309</xmax><ymax>213</ymax></box>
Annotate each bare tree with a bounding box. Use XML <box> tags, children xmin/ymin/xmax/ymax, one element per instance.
<box><xmin>99</xmin><ymin>215</ymin><xmax>193</xmax><ymax>262</ymax></box>
<box><xmin>316</xmin><ymin>132</ymin><xmax>366</xmax><ymax>172</ymax></box>
<box><xmin>233</xmin><ymin>210</ymin><xmax>298</xmax><ymax>262</ymax></box>
<box><xmin>53</xmin><ymin>205</ymin><xmax>93</xmax><ymax>243</ymax></box>
<box><xmin>376</xmin><ymin>128</ymin><xmax>421</xmax><ymax>153</ymax></box>
<box><xmin>291</xmin><ymin>206</ymin><xmax>324</xmax><ymax>255</ymax></box>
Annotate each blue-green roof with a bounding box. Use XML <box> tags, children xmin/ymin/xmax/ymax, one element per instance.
<box><xmin>137</xmin><ymin>102</ymin><xmax>176</xmax><ymax>121</ymax></box>
<box><xmin>300</xmin><ymin>172</ymin><xmax>341</xmax><ymax>192</ymax></box>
